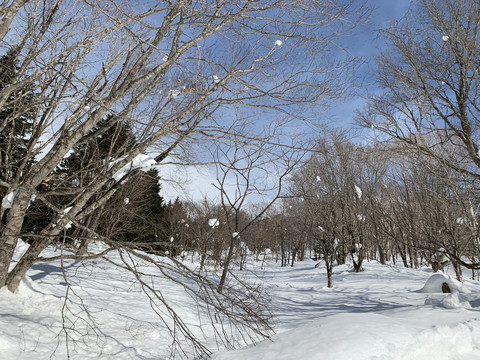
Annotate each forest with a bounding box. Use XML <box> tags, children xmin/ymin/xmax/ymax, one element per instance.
<box><xmin>1</xmin><ymin>0</ymin><xmax>480</xmax><ymax>358</ymax></box>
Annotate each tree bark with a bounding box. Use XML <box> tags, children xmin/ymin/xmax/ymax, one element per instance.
<box><xmin>0</xmin><ymin>190</ymin><xmax>31</xmax><ymax>287</ymax></box>
<box><xmin>0</xmin><ymin>0</ymin><xmax>29</xmax><ymax>42</ymax></box>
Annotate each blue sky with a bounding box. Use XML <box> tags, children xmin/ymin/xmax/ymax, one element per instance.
<box><xmin>330</xmin><ymin>0</ymin><xmax>413</xmax><ymax>127</ymax></box>
<box><xmin>160</xmin><ymin>0</ymin><xmax>414</xmax><ymax>203</ymax></box>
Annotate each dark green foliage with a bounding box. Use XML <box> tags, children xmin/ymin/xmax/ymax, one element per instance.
<box><xmin>0</xmin><ymin>47</ymin><xmax>37</xmax><ymax>195</ymax></box>
<box><xmin>23</xmin><ymin>114</ymin><xmax>167</xmax><ymax>251</ymax></box>
<box><xmin>23</xmin><ymin>114</ymin><xmax>136</xmax><ymax>233</ymax></box>
<box><xmin>158</xmin><ymin>198</ymin><xmax>190</xmax><ymax>255</ymax></box>
<box><xmin>112</xmin><ymin>169</ymin><xmax>166</xmax><ymax>246</ymax></box>
<box><xmin>59</xmin><ymin>114</ymin><xmax>136</xmax><ymax>184</ymax></box>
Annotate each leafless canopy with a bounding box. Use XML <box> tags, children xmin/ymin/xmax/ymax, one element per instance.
<box><xmin>358</xmin><ymin>0</ymin><xmax>480</xmax><ymax>179</ymax></box>
<box><xmin>0</xmin><ymin>0</ymin><xmax>365</xmax><ymax>357</ymax></box>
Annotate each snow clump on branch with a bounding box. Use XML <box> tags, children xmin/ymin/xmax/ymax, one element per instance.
<box><xmin>208</xmin><ymin>218</ymin><xmax>219</xmax><ymax>228</ymax></box>
<box><xmin>111</xmin><ymin>154</ymin><xmax>156</xmax><ymax>181</ymax></box>
<box><xmin>1</xmin><ymin>190</ymin><xmax>18</xmax><ymax>209</ymax></box>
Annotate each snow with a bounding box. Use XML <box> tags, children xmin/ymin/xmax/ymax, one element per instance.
<box><xmin>214</xmin><ymin>263</ymin><xmax>480</xmax><ymax>360</ymax></box>
<box><xmin>208</xmin><ymin>218</ymin><xmax>219</xmax><ymax>227</ymax></box>
<box><xmin>418</xmin><ymin>272</ymin><xmax>464</xmax><ymax>294</ymax></box>
<box><xmin>2</xmin><ymin>240</ymin><xmax>480</xmax><ymax>359</ymax></box>
<box><xmin>274</xmin><ymin>39</ymin><xmax>283</xmax><ymax>46</ymax></box>
<box><xmin>442</xmin><ymin>291</ymin><xmax>472</xmax><ymax>310</ymax></box>
<box><xmin>354</xmin><ymin>184</ymin><xmax>362</xmax><ymax>198</ymax></box>
<box><xmin>3</xmin><ymin>191</ymin><xmax>38</xmax><ymax>209</ymax></box>
<box><xmin>28</xmin><ymin>193</ymin><xmax>36</xmax><ymax>207</ymax></box>
<box><xmin>112</xmin><ymin>154</ymin><xmax>156</xmax><ymax>181</ymax></box>
<box><xmin>59</xmin><ymin>206</ymin><xmax>73</xmax><ymax>229</ymax></box>
<box><xmin>442</xmin><ymin>35</ymin><xmax>450</xmax><ymax>42</ymax></box>
<box><xmin>1</xmin><ymin>190</ymin><xmax>18</xmax><ymax>209</ymax></box>
<box><xmin>213</xmin><ymin>75</ymin><xmax>220</xmax><ymax>84</ymax></box>
<box><xmin>167</xmin><ymin>89</ymin><xmax>181</xmax><ymax>99</ymax></box>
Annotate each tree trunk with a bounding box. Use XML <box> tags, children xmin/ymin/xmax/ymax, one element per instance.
<box><xmin>399</xmin><ymin>245</ymin><xmax>408</xmax><ymax>267</ymax></box>
<box><xmin>217</xmin><ymin>237</ymin><xmax>236</xmax><ymax>294</ymax></box>
<box><xmin>378</xmin><ymin>244</ymin><xmax>386</xmax><ymax>265</ymax></box>
<box><xmin>290</xmin><ymin>248</ymin><xmax>297</xmax><ymax>267</ymax></box>
<box><xmin>326</xmin><ymin>262</ymin><xmax>333</xmax><ymax>288</ymax></box>
<box><xmin>6</xmin><ymin>245</ymin><xmax>44</xmax><ymax>292</ymax></box>
<box><xmin>280</xmin><ymin>239</ymin><xmax>287</xmax><ymax>267</ymax></box>
<box><xmin>0</xmin><ymin>190</ymin><xmax>31</xmax><ymax>287</ymax></box>
<box><xmin>453</xmin><ymin>260</ymin><xmax>463</xmax><ymax>282</ymax></box>
<box><xmin>5</xmin><ymin>229</ymin><xmax>54</xmax><ymax>291</ymax></box>
<box><xmin>199</xmin><ymin>253</ymin><xmax>206</xmax><ymax>272</ymax></box>
<box><xmin>76</xmin><ymin>239</ymin><xmax>90</xmax><ymax>256</ymax></box>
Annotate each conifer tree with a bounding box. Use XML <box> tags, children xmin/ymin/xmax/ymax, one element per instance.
<box><xmin>0</xmin><ymin>47</ymin><xmax>36</xmax><ymax>197</ymax></box>
<box><xmin>23</xmin><ymin>115</ymin><xmax>136</xmax><ymax>237</ymax></box>
<box><xmin>113</xmin><ymin>168</ymin><xmax>166</xmax><ymax>247</ymax></box>
<box><xmin>24</xmin><ymin>114</ymin><xmax>167</xmax><ymax>250</ymax></box>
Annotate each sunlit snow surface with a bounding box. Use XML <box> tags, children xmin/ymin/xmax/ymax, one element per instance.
<box><xmin>2</xmin><ymin>240</ymin><xmax>480</xmax><ymax>359</ymax></box>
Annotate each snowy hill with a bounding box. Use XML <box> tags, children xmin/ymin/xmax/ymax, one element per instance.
<box><xmin>1</xmin><ymin>240</ymin><xmax>480</xmax><ymax>359</ymax></box>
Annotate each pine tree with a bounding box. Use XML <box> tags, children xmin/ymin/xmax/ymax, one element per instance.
<box><xmin>0</xmin><ymin>47</ymin><xmax>36</xmax><ymax>195</ymax></box>
<box><xmin>24</xmin><ymin>114</ymin><xmax>167</xmax><ymax>251</ymax></box>
<box><xmin>113</xmin><ymin>169</ymin><xmax>166</xmax><ymax>246</ymax></box>
<box><xmin>157</xmin><ymin>198</ymin><xmax>189</xmax><ymax>255</ymax></box>
<box><xmin>60</xmin><ymin>114</ymin><xmax>136</xmax><ymax>186</ymax></box>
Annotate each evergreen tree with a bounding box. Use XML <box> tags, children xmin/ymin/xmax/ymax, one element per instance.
<box><xmin>0</xmin><ymin>47</ymin><xmax>37</xmax><ymax>195</ymax></box>
<box><xmin>60</xmin><ymin>114</ymin><xmax>136</xmax><ymax>186</ymax></box>
<box><xmin>23</xmin><ymin>114</ymin><xmax>167</xmax><ymax>251</ymax></box>
<box><xmin>112</xmin><ymin>169</ymin><xmax>166</xmax><ymax>246</ymax></box>
<box><xmin>23</xmin><ymin>115</ymin><xmax>136</xmax><ymax>235</ymax></box>
<box><xmin>157</xmin><ymin>198</ymin><xmax>189</xmax><ymax>255</ymax></box>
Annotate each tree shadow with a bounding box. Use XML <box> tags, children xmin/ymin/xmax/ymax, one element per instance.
<box><xmin>29</xmin><ymin>261</ymin><xmax>79</xmax><ymax>284</ymax></box>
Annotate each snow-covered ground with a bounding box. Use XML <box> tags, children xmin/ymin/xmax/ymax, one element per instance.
<box><xmin>2</xmin><ymin>240</ymin><xmax>480</xmax><ymax>359</ymax></box>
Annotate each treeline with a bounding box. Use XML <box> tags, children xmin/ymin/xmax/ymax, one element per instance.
<box><xmin>162</xmin><ymin>133</ymin><xmax>480</xmax><ymax>288</ymax></box>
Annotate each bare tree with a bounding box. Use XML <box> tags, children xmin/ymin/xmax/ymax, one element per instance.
<box><xmin>180</xmin><ymin>198</ymin><xmax>226</xmax><ymax>269</ymax></box>
<box><xmin>358</xmin><ymin>0</ymin><xmax>480</xmax><ymax>186</ymax></box>
<box><xmin>0</xmin><ymin>0</ymin><xmax>29</xmax><ymax>41</ymax></box>
<box><xmin>0</xmin><ymin>0</ymin><xmax>366</xmax><ymax>356</ymax></box>
<box><xmin>356</xmin><ymin>0</ymin><xmax>480</xmax><ymax>273</ymax></box>
<box><xmin>288</xmin><ymin>132</ymin><xmax>390</xmax><ymax>286</ymax></box>
<box><xmin>0</xmin><ymin>0</ymin><xmax>365</xmax><ymax>291</ymax></box>
<box><xmin>392</xmin><ymin>154</ymin><xmax>480</xmax><ymax>280</ymax></box>
<box><xmin>214</xmin><ymin>137</ymin><xmax>306</xmax><ymax>293</ymax></box>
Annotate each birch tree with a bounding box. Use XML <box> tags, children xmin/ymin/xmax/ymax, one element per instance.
<box><xmin>359</xmin><ymin>0</ymin><xmax>480</xmax><ymax>180</ymax></box>
<box><xmin>0</xmin><ymin>0</ymin><xmax>365</xmax><ymax>356</ymax></box>
<box><xmin>358</xmin><ymin>0</ymin><xmax>480</xmax><ymax>271</ymax></box>
<box><xmin>0</xmin><ymin>0</ymin><xmax>364</xmax><ymax>291</ymax></box>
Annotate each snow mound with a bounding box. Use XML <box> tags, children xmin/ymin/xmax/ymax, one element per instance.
<box><xmin>213</xmin><ymin>313</ymin><xmax>480</xmax><ymax>360</ymax></box>
<box><xmin>442</xmin><ymin>291</ymin><xmax>471</xmax><ymax>309</ymax></box>
<box><xmin>418</xmin><ymin>273</ymin><xmax>463</xmax><ymax>293</ymax></box>
<box><xmin>421</xmin><ymin>273</ymin><xmax>473</xmax><ymax>309</ymax></box>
